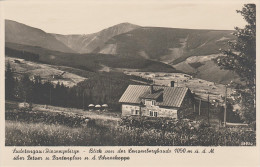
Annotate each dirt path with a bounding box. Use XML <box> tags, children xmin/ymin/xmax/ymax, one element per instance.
<box><xmin>33</xmin><ymin>104</ymin><xmax>121</xmax><ymax>122</ymax></box>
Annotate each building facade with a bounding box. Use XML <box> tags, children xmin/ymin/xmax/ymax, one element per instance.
<box><xmin>119</xmin><ymin>83</ymin><xmax>194</xmax><ymax>119</ymax></box>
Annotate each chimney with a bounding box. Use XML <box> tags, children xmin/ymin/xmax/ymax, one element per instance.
<box><xmin>150</xmin><ymin>85</ymin><xmax>154</xmax><ymax>94</ymax></box>
<box><xmin>170</xmin><ymin>81</ymin><xmax>175</xmax><ymax>87</ymax></box>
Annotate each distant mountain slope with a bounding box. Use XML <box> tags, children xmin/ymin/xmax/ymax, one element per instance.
<box><xmin>194</xmin><ymin>60</ymin><xmax>240</xmax><ymax>84</ymax></box>
<box><xmin>5</xmin><ymin>20</ymin><xmax>74</xmax><ymax>53</ymax></box>
<box><xmin>6</xmin><ymin>42</ymin><xmax>178</xmax><ymax>73</ymax></box>
<box><xmin>52</xmin><ymin>23</ymin><xmax>140</xmax><ymax>53</ymax></box>
<box><xmin>172</xmin><ymin>54</ymin><xmax>241</xmax><ymax>84</ymax></box>
<box><xmin>100</xmin><ymin>27</ymin><xmax>235</xmax><ymax>63</ymax></box>
<box><xmin>5</xmin><ymin>20</ymin><xmax>240</xmax><ymax>84</ymax></box>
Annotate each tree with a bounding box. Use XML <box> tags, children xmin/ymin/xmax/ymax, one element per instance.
<box><xmin>17</xmin><ymin>74</ymin><xmax>33</xmax><ymax>102</ymax></box>
<box><xmin>217</xmin><ymin>4</ymin><xmax>256</xmax><ymax>123</ymax></box>
<box><xmin>32</xmin><ymin>75</ymin><xmax>42</xmax><ymax>104</ymax></box>
<box><xmin>5</xmin><ymin>62</ymin><xmax>15</xmax><ymax>100</ymax></box>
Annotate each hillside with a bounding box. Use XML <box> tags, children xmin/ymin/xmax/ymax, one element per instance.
<box><xmin>101</xmin><ymin>27</ymin><xmax>235</xmax><ymax>63</ymax></box>
<box><xmin>52</xmin><ymin>23</ymin><xmax>140</xmax><ymax>53</ymax></box>
<box><xmin>5</xmin><ymin>42</ymin><xmax>178</xmax><ymax>73</ymax></box>
<box><xmin>5</xmin><ymin>20</ymin><xmax>74</xmax><ymax>53</ymax></box>
<box><xmin>5</xmin><ymin>57</ymin><xmax>87</xmax><ymax>87</ymax></box>
<box><xmin>172</xmin><ymin>54</ymin><xmax>241</xmax><ymax>84</ymax></box>
<box><xmin>5</xmin><ymin>20</ymin><xmax>235</xmax><ymax>63</ymax></box>
<box><xmin>124</xmin><ymin>71</ymin><xmax>234</xmax><ymax>102</ymax></box>
<box><xmin>5</xmin><ymin>20</ymin><xmax>240</xmax><ymax>84</ymax></box>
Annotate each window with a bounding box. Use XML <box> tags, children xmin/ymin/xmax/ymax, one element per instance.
<box><xmin>145</xmin><ymin>100</ymin><xmax>156</xmax><ymax>106</ymax></box>
<box><xmin>154</xmin><ymin>112</ymin><xmax>158</xmax><ymax>117</ymax></box>
<box><xmin>149</xmin><ymin>110</ymin><xmax>153</xmax><ymax>116</ymax></box>
<box><xmin>135</xmin><ymin>110</ymin><xmax>139</xmax><ymax>115</ymax></box>
<box><xmin>131</xmin><ymin>109</ymin><xmax>139</xmax><ymax>115</ymax></box>
<box><xmin>149</xmin><ymin>111</ymin><xmax>158</xmax><ymax>117</ymax></box>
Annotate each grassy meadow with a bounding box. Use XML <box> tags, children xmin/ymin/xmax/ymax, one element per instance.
<box><xmin>6</xmin><ymin>114</ymin><xmax>256</xmax><ymax>146</ymax></box>
<box><xmin>6</xmin><ymin>120</ymin><xmax>115</xmax><ymax>146</ymax></box>
<box><xmin>5</xmin><ymin>101</ymin><xmax>256</xmax><ymax>146</ymax></box>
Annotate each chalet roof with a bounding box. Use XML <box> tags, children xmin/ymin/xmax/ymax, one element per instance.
<box><xmin>119</xmin><ymin>85</ymin><xmax>189</xmax><ymax>108</ymax></box>
<box><xmin>140</xmin><ymin>89</ymin><xmax>163</xmax><ymax>100</ymax></box>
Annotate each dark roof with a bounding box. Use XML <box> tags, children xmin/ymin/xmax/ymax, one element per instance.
<box><xmin>119</xmin><ymin>85</ymin><xmax>189</xmax><ymax>108</ymax></box>
<box><xmin>140</xmin><ymin>90</ymin><xmax>163</xmax><ymax>100</ymax></box>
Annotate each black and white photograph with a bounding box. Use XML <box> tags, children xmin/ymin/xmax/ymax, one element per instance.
<box><xmin>2</xmin><ymin>0</ymin><xmax>257</xmax><ymax>148</ymax></box>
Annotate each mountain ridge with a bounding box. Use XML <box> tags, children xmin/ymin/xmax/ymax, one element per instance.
<box><xmin>5</xmin><ymin>20</ymin><xmax>75</xmax><ymax>53</ymax></box>
<box><xmin>51</xmin><ymin>22</ymin><xmax>140</xmax><ymax>53</ymax></box>
<box><xmin>5</xmin><ymin>19</ymin><xmax>239</xmax><ymax>84</ymax></box>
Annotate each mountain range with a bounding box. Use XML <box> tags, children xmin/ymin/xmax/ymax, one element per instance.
<box><xmin>51</xmin><ymin>22</ymin><xmax>140</xmax><ymax>53</ymax></box>
<box><xmin>5</xmin><ymin>20</ymin><xmax>74</xmax><ymax>53</ymax></box>
<box><xmin>5</xmin><ymin>19</ymin><xmax>239</xmax><ymax>84</ymax></box>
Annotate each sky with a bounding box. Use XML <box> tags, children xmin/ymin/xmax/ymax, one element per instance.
<box><xmin>2</xmin><ymin>0</ymin><xmax>247</xmax><ymax>35</ymax></box>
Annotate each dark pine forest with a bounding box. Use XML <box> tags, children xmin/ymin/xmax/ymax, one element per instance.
<box><xmin>5</xmin><ymin>62</ymin><xmax>152</xmax><ymax>111</ymax></box>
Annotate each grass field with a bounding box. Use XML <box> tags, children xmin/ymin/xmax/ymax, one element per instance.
<box><xmin>6</xmin><ymin>119</ymin><xmax>255</xmax><ymax>146</ymax></box>
<box><xmin>6</xmin><ymin>101</ymin><xmax>120</xmax><ymax>127</ymax></box>
<box><xmin>5</xmin><ymin>101</ymin><xmax>255</xmax><ymax>146</ymax></box>
<box><xmin>5</xmin><ymin>120</ymin><xmax>175</xmax><ymax>146</ymax></box>
<box><xmin>6</xmin><ymin>120</ymin><xmax>114</xmax><ymax>146</ymax></box>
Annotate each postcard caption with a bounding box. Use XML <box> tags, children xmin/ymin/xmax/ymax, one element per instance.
<box><xmin>10</xmin><ymin>147</ymin><xmax>215</xmax><ymax>162</ymax></box>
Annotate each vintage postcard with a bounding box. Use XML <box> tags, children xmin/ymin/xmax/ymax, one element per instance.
<box><xmin>0</xmin><ymin>0</ymin><xmax>259</xmax><ymax>166</ymax></box>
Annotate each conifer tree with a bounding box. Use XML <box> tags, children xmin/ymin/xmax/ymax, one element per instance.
<box><xmin>217</xmin><ymin>4</ymin><xmax>256</xmax><ymax>122</ymax></box>
<box><xmin>5</xmin><ymin>62</ymin><xmax>15</xmax><ymax>100</ymax></box>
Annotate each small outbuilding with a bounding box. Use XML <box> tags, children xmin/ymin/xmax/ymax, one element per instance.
<box><xmin>88</xmin><ymin>104</ymin><xmax>94</xmax><ymax>110</ymax></box>
<box><xmin>95</xmin><ymin>104</ymin><xmax>101</xmax><ymax>111</ymax></box>
<box><xmin>102</xmin><ymin>104</ymin><xmax>108</xmax><ymax>111</ymax></box>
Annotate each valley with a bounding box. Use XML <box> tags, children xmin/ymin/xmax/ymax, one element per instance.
<box><xmin>4</xmin><ymin>19</ymin><xmax>245</xmax><ymax>119</ymax></box>
<box><xmin>6</xmin><ymin>54</ymin><xmax>238</xmax><ymax>109</ymax></box>
<box><xmin>4</xmin><ymin>19</ymin><xmax>242</xmax><ymax>111</ymax></box>
<box><xmin>5</xmin><ymin>19</ymin><xmax>240</xmax><ymax>85</ymax></box>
